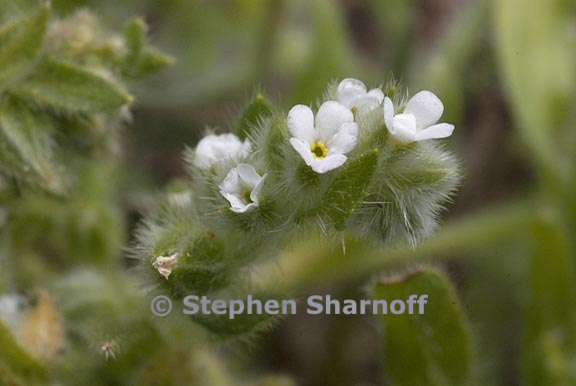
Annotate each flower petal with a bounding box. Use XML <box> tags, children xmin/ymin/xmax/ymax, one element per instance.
<box><xmin>219</xmin><ymin>168</ymin><xmax>240</xmax><ymax>195</ymax></box>
<box><xmin>250</xmin><ymin>174</ymin><xmax>267</xmax><ymax>204</ymax></box>
<box><xmin>310</xmin><ymin>154</ymin><xmax>348</xmax><ymax>174</ymax></box>
<box><xmin>289</xmin><ymin>137</ymin><xmax>314</xmax><ymax>166</ymax></box>
<box><xmin>415</xmin><ymin>123</ymin><xmax>455</xmax><ymax>141</ymax></box>
<box><xmin>194</xmin><ymin>133</ymin><xmax>247</xmax><ymax>169</ymax></box>
<box><xmin>337</xmin><ymin>78</ymin><xmax>367</xmax><ymax>108</ymax></box>
<box><xmin>327</xmin><ymin>122</ymin><xmax>358</xmax><ymax>155</ymax></box>
<box><xmin>236</xmin><ymin>163</ymin><xmax>261</xmax><ymax>188</ymax></box>
<box><xmin>383</xmin><ymin>97</ymin><xmax>395</xmax><ymax>130</ymax></box>
<box><xmin>315</xmin><ymin>101</ymin><xmax>354</xmax><ymax>141</ymax></box>
<box><xmin>221</xmin><ymin>191</ymin><xmax>247</xmax><ymax>212</ymax></box>
<box><xmin>404</xmin><ymin>90</ymin><xmax>444</xmax><ymax>129</ymax></box>
<box><xmin>349</xmin><ymin>94</ymin><xmax>382</xmax><ymax>112</ymax></box>
<box><xmin>233</xmin><ymin>203</ymin><xmax>258</xmax><ymax>213</ymax></box>
<box><xmin>288</xmin><ymin>105</ymin><xmax>315</xmax><ymax>142</ymax></box>
<box><xmin>390</xmin><ymin>113</ymin><xmax>418</xmax><ymax>143</ymax></box>
<box><xmin>367</xmin><ymin>88</ymin><xmax>384</xmax><ymax>104</ymax></box>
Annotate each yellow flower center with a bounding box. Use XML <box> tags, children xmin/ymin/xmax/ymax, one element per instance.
<box><xmin>242</xmin><ymin>190</ymin><xmax>253</xmax><ymax>204</ymax></box>
<box><xmin>310</xmin><ymin>141</ymin><xmax>328</xmax><ymax>159</ymax></box>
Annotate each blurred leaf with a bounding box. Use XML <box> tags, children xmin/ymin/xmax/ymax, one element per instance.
<box><xmin>15</xmin><ymin>58</ymin><xmax>132</xmax><ymax>113</ymax></box>
<box><xmin>193</xmin><ymin>312</ymin><xmax>276</xmax><ymax>338</ymax></box>
<box><xmin>122</xmin><ymin>17</ymin><xmax>174</xmax><ymax>80</ymax></box>
<box><xmin>257</xmin><ymin>198</ymin><xmax>537</xmax><ymax>293</ymax></box>
<box><xmin>6</xmin><ymin>163</ymin><xmax>124</xmax><ymax>281</ymax></box>
<box><xmin>0</xmin><ymin>5</ymin><xmax>48</xmax><ymax>90</ymax></box>
<box><xmin>0</xmin><ymin>96</ymin><xmax>65</xmax><ymax>193</ymax></box>
<box><xmin>371</xmin><ymin>0</ymin><xmax>416</xmax><ymax>76</ymax></box>
<box><xmin>123</xmin><ymin>17</ymin><xmax>146</xmax><ymax>66</ymax></box>
<box><xmin>494</xmin><ymin>0</ymin><xmax>576</xmax><ymax>183</ymax></box>
<box><xmin>236</xmin><ymin>93</ymin><xmax>273</xmax><ymax>140</ymax></box>
<box><xmin>0</xmin><ymin>319</ymin><xmax>46</xmax><ymax>385</ymax></box>
<box><xmin>187</xmin><ymin>349</ymin><xmax>234</xmax><ymax>386</ymax></box>
<box><xmin>522</xmin><ymin>218</ymin><xmax>576</xmax><ymax>386</ymax></box>
<box><xmin>374</xmin><ymin>268</ymin><xmax>473</xmax><ymax>386</ymax></box>
<box><xmin>291</xmin><ymin>0</ymin><xmax>354</xmax><ymax>104</ymax></box>
<box><xmin>128</xmin><ymin>48</ymin><xmax>173</xmax><ymax>79</ymax></box>
<box><xmin>411</xmin><ymin>0</ymin><xmax>487</xmax><ymax>122</ymax></box>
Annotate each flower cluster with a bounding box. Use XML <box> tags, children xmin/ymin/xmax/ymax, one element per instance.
<box><xmin>288</xmin><ymin>79</ymin><xmax>453</xmax><ymax>174</ymax></box>
<box><xmin>146</xmin><ymin>78</ymin><xmax>459</xmax><ymax>305</ymax></box>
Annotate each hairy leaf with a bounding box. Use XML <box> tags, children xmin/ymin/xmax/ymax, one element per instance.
<box><xmin>122</xmin><ymin>17</ymin><xmax>173</xmax><ymax>80</ymax></box>
<box><xmin>0</xmin><ymin>5</ymin><xmax>48</xmax><ymax>90</ymax></box>
<box><xmin>262</xmin><ymin>117</ymin><xmax>289</xmax><ymax>174</ymax></box>
<box><xmin>322</xmin><ymin>150</ymin><xmax>378</xmax><ymax>229</ymax></box>
<box><xmin>236</xmin><ymin>93</ymin><xmax>273</xmax><ymax>140</ymax></box>
<box><xmin>0</xmin><ymin>97</ymin><xmax>65</xmax><ymax>193</ymax></box>
<box><xmin>15</xmin><ymin>58</ymin><xmax>132</xmax><ymax>114</ymax></box>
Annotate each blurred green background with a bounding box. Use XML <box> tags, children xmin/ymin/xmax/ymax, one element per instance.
<box><xmin>114</xmin><ymin>1</ymin><xmax>574</xmax><ymax>385</ymax></box>
<box><xmin>2</xmin><ymin>0</ymin><xmax>576</xmax><ymax>385</ymax></box>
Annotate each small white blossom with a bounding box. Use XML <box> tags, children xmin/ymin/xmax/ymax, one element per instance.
<box><xmin>288</xmin><ymin>101</ymin><xmax>358</xmax><ymax>174</ymax></box>
<box><xmin>193</xmin><ymin>133</ymin><xmax>251</xmax><ymax>170</ymax></box>
<box><xmin>219</xmin><ymin>164</ymin><xmax>266</xmax><ymax>213</ymax></box>
<box><xmin>336</xmin><ymin>78</ymin><xmax>384</xmax><ymax>112</ymax></box>
<box><xmin>152</xmin><ymin>253</ymin><xmax>179</xmax><ymax>279</ymax></box>
<box><xmin>384</xmin><ymin>91</ymin><xmax>454</xmax><ymax>144</ymax></box>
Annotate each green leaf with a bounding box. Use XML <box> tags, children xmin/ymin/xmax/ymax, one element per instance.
<box><xmin>129</xmin><ymin>48</ymin><xmax>173</xmax><ymax>79</ymax></box>
<box><xmin>236</xmin><ymin>93</ymin><xmax>273</xmax><ymax>140</ymax></box>
<box><xmin>0</xmin><ymin>320</ymin><xmax>46</xmax><ymax>384</ymax></box>
<box><xmin>0</xmin><ymin>96</ymin><xmax>65</xmax><ymax>193</ymax></box>
<box><xmin>391</xmin><ymin>167</ymin><xmax>448</xmax><ymax>189</ymax></box>
<box><xmin>193</xmin><ymin>312</ymin><xmax>276</xmax><ymax>338</ymax></box>
<box><xmin>321</xmin><ymin>150</ymin><xmax>378</xmax><ymax>229</ymax></box>
<box><xmin>122</xmin><ymin>17</ymin><xmax>174</xmax><ymax>80</ymax></box>
<box><xmin>15</xmin><ymin>58</ymin><xmax>132</xmax><ymax>114</ymax></box>
<box><xmin>522</xmin><ymin>219</ymin><xmax>576</xmax><ymax>386</ymax></box>
<box><xmin>0</xmin><ymin>5</ymin><xmax>48</xmax><ymax>90</ymax></box>
<box><xmin>123</xmin><ymin>17</ymin><xmax>146</xmax><ymax>66</ymax></box>
<box><xmin>384</xmin><ymin>143</ymin><xmax>459</xmax><ymax>191</ymax></box>
<box><xmin>262</xmin><ymin>117</ymin><xmax>289</xmax><ymax>174</ymax></box>
<box><xmin>373</xmin><ymin>268</ymin><xmax>473</xmax><ymax>386</ymax></box>
<box><xmin>255</xmin><ymin>198</ymin><xmax>536</xmax><ymax>293</ymax></box>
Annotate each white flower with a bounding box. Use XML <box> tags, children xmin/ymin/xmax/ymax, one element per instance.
<box><xmin>288</xmin><ymin>101</ymin><xmax>358</xmax><ymax>174</ymax></box>
<box><xmin>336</xmin><ymin>78</ymin><xmax>384</xmax><ymax>112</ymax></box>
<box><xmin>219</xmin><ymin>164</ymin><xmax>266</xmax><ymax>213</ymax></box>
<box><xmin>384</xmin><ymin>91</ymin><xmax>455</xmax><ymax>144</ymax></box>
<box><xmin>193</xmin><ymin>133</ymin><xmax>251</xmax><ymax>170</ymax></box>
<box><xmin>152</xmin><ymin>253</ymin><xmax>179</xmax><ymax>279</ymax></box>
